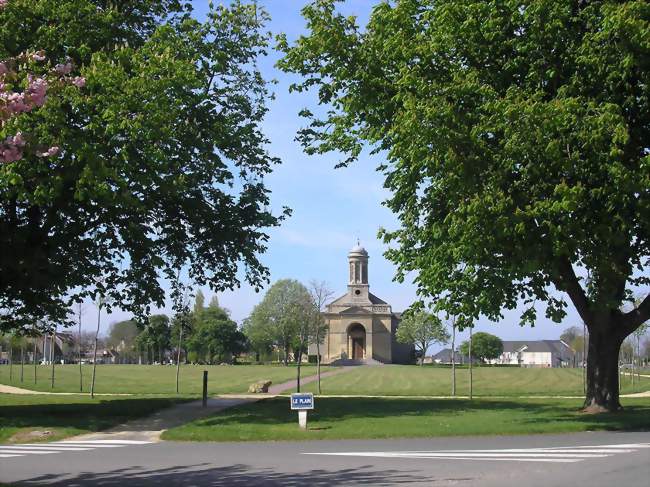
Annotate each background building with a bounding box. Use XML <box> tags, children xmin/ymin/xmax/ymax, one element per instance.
<box><xmin>317</xmin><ymin>243</ymin><xmax>413</xmax><ymax>364</ymax></box>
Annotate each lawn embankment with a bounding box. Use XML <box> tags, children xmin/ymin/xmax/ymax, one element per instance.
<box><xmin>162</xmin><ymin>396</ymin><xmax>650</xmax><ymax>442</ymax></box>
<box><xmin>0</xmin><ymin>364</ymin><xmax>314</xmax><ymax>395</ymax></box>
<box><xmin>0</xmin><ymin>394</ymin><xmax>189</xmax><ymax>443</ymax></box>
<box><xmin>301</xmin><ymin>365</ymin><xmax>650</xmax><ymax>397</ymax></box>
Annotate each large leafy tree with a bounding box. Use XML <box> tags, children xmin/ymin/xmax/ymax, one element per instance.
<box><xmin>396</xmin><ymin>310</ymin><xmax>449</xmax><ymax>365</ymax></box>
<box><xmin>0</xmin><ymin>0</ymin><xmax>286</xmax><ymax>331</ymax></box>
<box><xmin>135</xmin><ymin>314</ymin><xmax>170</xmax><ymax>363</ymax></box>
<box><xmin>279</xmin><ymin>0</ymin><xmax>650</xmax><ymax>411</ymax></box>
<box><xmin>247</xmin><ymin>279</ymin><xmax>312</xmax><ymax>366</ymax></box>
<box><xmin>187</xmin><ymin>302</ymin><xmax>245</xmax><ymax>364</ymax></box>
<box><xmin>459</xmin><ymin>332</ymin><xmax>503</xmax><ymax>364</ymax></box>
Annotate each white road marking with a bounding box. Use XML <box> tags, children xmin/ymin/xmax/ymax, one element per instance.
<box><xmin>59</xmin><ymin>440</ymin><xmax>152</xmax><ymax>445</ymax></box>
<box><xmin>0</xmin><ymin>445</ymin><xmax>93</xmax><ymax>451</ymax></box>
<box><xmin>304</xmin><ymin>443</ymin><xmax>650</xmax><ymax>463</ymax></box>
<box><xmin>0</xmin><ymin>449</ymin><xmax>58</xmax><ymax>455</ymax></box>
<box><xmin>0</xmin><ymin>440</ymin><xmax>154</xmax><ymax>460</ymax></box>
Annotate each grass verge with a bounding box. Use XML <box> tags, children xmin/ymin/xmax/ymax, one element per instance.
<box><xmin>0</xmin><ymin>364</ymin><xmax>313</xmax><ymax>395</ymax></box>
<box><xmin>162</xmin><ymin>396</ymin><xmax>650</xmax><ymax>442</ymax></box>
<box><xmin>0</xmin><ymin>394</ymin><xmax>190</xmax><ymax>443</ymax></box>
<box><xmin>301</xmin><ymin>365</ymin><xmax>650</xmax><ymax>396</ymax></box>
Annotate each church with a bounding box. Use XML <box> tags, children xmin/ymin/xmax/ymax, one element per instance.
<box><xmin>315</xmin><ymin>243</ymin><xmax>414</xmax><ymax>365</ymax></box>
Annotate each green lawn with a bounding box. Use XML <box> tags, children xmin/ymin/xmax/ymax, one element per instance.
<box><xmin>0</xmin><ymin>394</ymin><xmax>188</xmax><ymax>443</ymax></box>
<box><xmin>301</xmin><ymin>365</ymin><xmax>650</xmax><ymax>396</ymax></box>
<box><xmin>162</xmin><ymin>396</ymin><xmax>650</xmax><ymax>442</ymax></box>
<box><xmin>0</xmin><ymin>364</ymin><xmax>313</xmax><ymax>395</ymax></box>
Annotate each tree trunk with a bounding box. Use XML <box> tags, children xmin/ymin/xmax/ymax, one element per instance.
<box><xmin>33</xmin><ymin>335</ymin><xmax>37</xmax><ymax>384</ymax></box>
<box><xmin>296</xmin><ymin>349</ymin><xmax>302</xmax><ymax>393</ymax></box>
<box><xmin>20</xmin><ymin>344</ymin><xmax>24</xmax><ymax>382</ymax></box>
<box><xmin>9</xmin><ymin>344</ymin><xmax>13</xmax><ymax>382</ymax></box>
<box><xmin>283</xmin><ymin>344</ymin><xmax>289</xmax><ymax>366</ymax></box>
<box><xmin>50</xmin><ymin>332</ymin><xmax>55</xmax><ymax>389</ymax></box>
<box><xmin>583</xmin><ymin>327</ymin><xmax>623</xmax><ymax>412</ymax></box>
<box><xmin>176</xmin><ymin>326</ymin><xmax>183</xmax><ymax>394</ymax></box>
<box><xmin>90</xmin><ymin>306</ymin><xmax>101</xmax><ymax>399</ymax></box>
<box><xmin>79</xmin><ymin>308</ymin><xmax>83</xmax><ymax>392</ymax></box>
<box><xmin>316</xmin><ymin>341</ymin><xmax>321</xmax><ymax>395</ymax></box>
<box><xmin>582</xmin><ymin>321</ymin><xmax>586</xmax><ymax>394</ymax></box>
<box><xmin>468</xmin><ymin>326</ymin><xmax>473</xmax><ymax>400</ymax></box>
<box><xmin>451</xmin><ymin>323</ymin><xmax>456</xmax><ymax>397</ymax></box>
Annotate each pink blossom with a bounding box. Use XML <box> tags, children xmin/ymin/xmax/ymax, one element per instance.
<box><xmin>11</xmin><ymin>132</ymin><xmax>26</xmax><ymax>147</ymax></box>
<box><xmin>54</xmin><ymin>62</ymin><xmax>72</xmax><ymax>75</ymax></box>
<box><xmin>1</xmin><ymin>146</ymin><xmax>22</xmax><ymax>163</ymax></box>
<box><xmin>0</xmin><ymin>62</ymin><xmax>7</xmax><ymax>76</ymax></box>
<box><xmin>36</xmin><ymin>146</ymin><xmax>60</xmax><ymax>157</ymax></box>
<box><xmin>71</xmin><ymin>76</ymin><xmax>86</xmax><ymax>88</ymax></box>
<box><xmin>26</xmin><ymin>76</ymin><xmax>47</xmax><ymax>107</ymax></box>
<box><xmin>5</xmin><ymin>92</ymin><xmax>29</xmax><ymax>113</ymax></box>
<box><xmin>31</xmin><ymin>51</ymin><xmax>46</xmax><ymax>62</ymax></box>
<box><xmin>0</xmin><ymin>0</ymin><xmax>8</xmax><ymax>10</ymax></box>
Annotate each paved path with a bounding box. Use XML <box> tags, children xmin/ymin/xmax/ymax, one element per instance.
<box><xmin>0</xmin><ymin>383</ymin><xmax>132</xmax><ymax>395</ymax></box>
<box><xmin>1</xmin><ymin>431</ymin><xmax>648</xmax><ymax>486</ymax></box>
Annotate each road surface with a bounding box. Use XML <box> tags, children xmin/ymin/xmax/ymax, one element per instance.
<box><xmin>1</xmin><ymin>431</ymin><xmax>648</xmax><ymax>486</ymax></box>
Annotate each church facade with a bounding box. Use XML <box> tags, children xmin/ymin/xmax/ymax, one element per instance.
<box><xmin>316</xmin><ymin>243</ymin><xmax>414</xmax><ymax>365</ymax></box>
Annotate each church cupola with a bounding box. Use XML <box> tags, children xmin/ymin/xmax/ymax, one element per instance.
<box><xmin>348</xmin><ymin>240</ymin><xmax>370</xmax><ymax>301</ymax></box>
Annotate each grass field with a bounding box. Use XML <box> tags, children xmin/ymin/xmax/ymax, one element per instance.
<box><xmin>0</xmin><ymin>364</ymin><xmax>313</xmax><ymax>395</ymax></box>
<box><xmin>302</xmin><ymin>365</ymin><xmax>650</xmax><ymax>396</ymax></box>
<box><xmin>162</xmin><ymin>396</ymin><xmax>650</xmax><ymax>442</ymax></box>
<box><xmin>0</xmin><ymin>394</ymin><xmax>189</xmax><ymax>443</ymax></box>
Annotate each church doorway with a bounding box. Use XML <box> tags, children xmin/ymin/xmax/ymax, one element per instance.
<box><xmin>348</xmin><ymin>323</ymin><xmax>366</xmax><ymax>360</ymax></box>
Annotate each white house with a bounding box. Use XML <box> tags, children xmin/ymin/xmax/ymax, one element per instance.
<box><xmin>495</xmin><ymin>340</ymin><xmax>575</xmax><ymax>367</ymax></box>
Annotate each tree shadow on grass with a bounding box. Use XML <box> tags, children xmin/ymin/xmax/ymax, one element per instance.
<box><xmin>0</xmin><ymin>397</ymin><xmax>186</xmax><ymax>437</ymax></box>
<box><xmin>21</xmin><ymin>463</ymin><xmax>431</xmax><ymax>486</ymax></box>
<box><xmin>191</xmin><ymin>397</ymin><xmax>650</xmax><ymax>434</ymax></box>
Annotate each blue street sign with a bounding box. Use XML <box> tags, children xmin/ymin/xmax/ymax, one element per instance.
<box><xmin>290</xmin><ymin>393</ymin><xmax>314</xmax><ymax>410</ymax></box>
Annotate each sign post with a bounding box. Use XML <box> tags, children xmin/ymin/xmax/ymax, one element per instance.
<box><xmin>290</xmin><ymin>393</ymin><xmax>314</xmax><ymax>429</ymax></box>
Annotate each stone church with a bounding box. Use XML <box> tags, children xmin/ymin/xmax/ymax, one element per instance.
<box><xmin>315</xmin><ymin>243</ymin><xmax>414</xmax><ymax>364</ymax></box>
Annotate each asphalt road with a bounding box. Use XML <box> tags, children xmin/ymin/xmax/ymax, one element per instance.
<box><xmin>1</xmin><ymin>431</ymin><xmax>649</xmax><ymax>486</ymax></box>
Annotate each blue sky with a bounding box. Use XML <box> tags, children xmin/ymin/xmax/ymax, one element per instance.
<box><xmin>93</xmin><ymin>0</ymin><xmax>588</xmax><ymax>352</ymax></box>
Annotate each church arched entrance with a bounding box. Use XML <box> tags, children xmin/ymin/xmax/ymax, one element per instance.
<box><xmin>348</xmin><ymin>323</ymin><xmax>366</xmax><ymax>360</ymax></box>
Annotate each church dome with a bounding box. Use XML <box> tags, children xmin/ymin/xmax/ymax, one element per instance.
<box><xmin>349</xmin><ymin>242</ymin><xmax>368</xmax><ymax>256</ymax></box>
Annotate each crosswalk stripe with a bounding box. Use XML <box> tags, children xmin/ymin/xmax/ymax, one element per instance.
<box><xmin>0</xmin><ymin>440</ymin><xmax>154</xmax><ymax>460</ymax></box>
<box><xmin>0</xmin><ymin>449</ymin><xmax>57</xmax><ymax>455</ymax></box>
<box><xmin>303</xmin><ymin>442</ymin><xmax>650</xmax><ymax>463</ymax></box>
<box><xmin>398</xmin><ymin>448</ymin><xmax>634</xmax><ymax>455</ymax></box>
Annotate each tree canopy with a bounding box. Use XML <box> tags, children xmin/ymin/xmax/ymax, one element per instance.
<box><xmin>460</xmin><ymin>332</ymin><xmax>503</xmax><ymax>364</ymax></box>
<box><xmin>246</xmin><ymin>279</ymin><xmax>313</xmax><ymax>365</ymax></box>
<box><xmin>0</xmin><ymin>0</ymin><xmax>287</xmax><ymax>331</ymax></box>
<box><xmin>395</xmin><ymin>310</ymin><xmax>449</xmax><ymax>365</ymax></box>
<box><xmin>279</xmin><ymin>0</ymin><xmax>650</xmax><ymax>411</ymax></box>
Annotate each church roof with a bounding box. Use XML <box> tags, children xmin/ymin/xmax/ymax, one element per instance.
<box><xmin>368</xmin><ymin>292</ymin><xmax>387</xmax><ymax>304</ymax></box>
<box><xmin>338</xmin><ymin>306</ymin><xmax>372</xmax><ymax>315</ymax></box>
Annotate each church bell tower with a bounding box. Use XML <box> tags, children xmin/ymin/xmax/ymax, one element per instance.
<box><xmin>348</xmin><ymin>240</ymin><xmax>370</xmax><ymax>302</ymax></box>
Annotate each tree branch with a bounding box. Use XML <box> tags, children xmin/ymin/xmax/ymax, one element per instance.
<box><xmin>621</xmin><ymin>293</ymin><xmax>650</xmax><ymax>335</ymax></box>
<box><xmin>555</xmin><ymin>257</ymin><xmax>593</xmax><ymax>325</ymax></box>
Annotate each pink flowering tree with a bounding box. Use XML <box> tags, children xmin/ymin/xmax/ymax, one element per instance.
<box><xmin>1</xmin><ymin>1</ymin><xmax>284</xmax><ymax>333</ymax></box>
<box><xmin>0</xmin><ymin>48</ymin><xmax>84</xmax><ymax>163</ymax></box>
